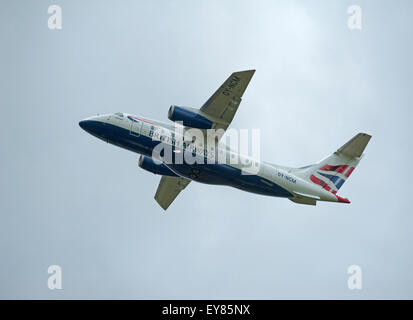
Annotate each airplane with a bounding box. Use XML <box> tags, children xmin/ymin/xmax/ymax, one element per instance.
<box><xmin>79</xmin><ymin>70</ymin><xmax>371</xmax><ymax>210</ymax></box>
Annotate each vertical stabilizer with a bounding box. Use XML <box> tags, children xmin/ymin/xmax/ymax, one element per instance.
<box><xmin>295</xmin><ymin>133</ymin><xmax>371</xmax><ymax>195</ymax></box>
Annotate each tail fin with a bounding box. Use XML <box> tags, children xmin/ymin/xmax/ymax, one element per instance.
<box><xmin>295</xmin><ymin>133</ymin><xmax>371</xmax><ymax>195</ymax></box>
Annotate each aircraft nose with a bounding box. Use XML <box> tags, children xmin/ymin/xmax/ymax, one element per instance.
<box><xmin>79</xmin><ymin>118</ymin><xmax>108</xmax><ymax>141</ymax></box>
<box><xmin>79</xmin><ymin>119</ymin><xmax>100</xmax><ymax>135</ymax></box>
<box><xmin>79</xmin><ymin>120</ymin><xmax>88</xmax><ymax>130</ymax></box>
<box><xmin>79</xmin><ymin>120</ymin><xmax>97</xmax><ymax>134</ymax></box>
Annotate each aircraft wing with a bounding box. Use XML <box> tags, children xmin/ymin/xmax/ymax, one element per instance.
<box><xmin>154</xmin><ymin>176</ymin><xmax>191</xmax><ymax>210</ymax></box>
<box><xmin>154</xmin><ymin>70</ymin><xmax>254</xmax><ymax>210</ymax></box>
<box><xmin>200</xmin><ymin>70</ymin><xmax>255</xmax><ymax>135</ymax></box>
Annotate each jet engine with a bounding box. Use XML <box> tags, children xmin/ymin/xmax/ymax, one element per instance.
<box><xmin>138</xmin><ymin>155</ymin><xmax>178</xmax><ymax>177</ymax></box>
<box><xmin>167</xmin><ymin>105</ymin><xmax>213</xmax><ymax>129</ymax></box>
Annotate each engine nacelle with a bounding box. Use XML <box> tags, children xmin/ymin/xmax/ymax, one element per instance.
<box><xmin>138</xmin><ymin>155</ymin><xmax>178</xmax><ymax>177</ymax></box>
<box><xmin>168</xmin><ymin>105</ymin><xmax>213</xmax><ymax>129</ymax></box>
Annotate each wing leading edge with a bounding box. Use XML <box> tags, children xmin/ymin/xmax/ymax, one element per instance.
<box><xmin>201</xmin><ymin>69</ymin><xmax>255</xmax><ymax>133</ymax></box>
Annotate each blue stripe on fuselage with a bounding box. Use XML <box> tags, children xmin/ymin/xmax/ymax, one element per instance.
<box><xmin>166</xmin><ymin>162</ymin><xmax>292</xmax><ymax>197</ymax></box>
<box><xmin>81</xmin><ymin>120</ymin><xmax>293</xmax><ymax>198</ymax></box>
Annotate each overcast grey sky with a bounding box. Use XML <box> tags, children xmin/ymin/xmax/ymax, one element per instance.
<box><xmin>1</xmin><ymin>0</ymin><xmax>412</xmax><ymax>299</ymax></box>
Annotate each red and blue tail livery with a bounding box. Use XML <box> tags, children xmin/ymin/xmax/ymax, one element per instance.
<box><xmin>310</xmin><ymin>164</ymin><xmax>354</xmax><ymax>191</ymax></box>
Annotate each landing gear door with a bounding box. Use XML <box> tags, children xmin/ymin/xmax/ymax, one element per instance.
<box><xmin>129</xmin><ymin>117</ymin><xmax>142</xmax><ymax>137</ymax></box>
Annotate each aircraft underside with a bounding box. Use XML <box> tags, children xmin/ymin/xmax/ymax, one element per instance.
<box><xmin>101</xmin><ymin>121</ymin><xmax>292</xmax><ymax>198</ymax></box>
<box><xmin>165</xmin><ymin>163</ymin><xmax>293</xmax><ymax>198</ymax></box>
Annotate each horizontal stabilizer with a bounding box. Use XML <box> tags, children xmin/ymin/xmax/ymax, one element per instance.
<box><xmin>290</xmin><ymin>197</ymin><xmax>317</xmax><ymax>206</ymax></box>
<box><xmin>289</xmin><ymin>191</ymin><xmax>319</xmax><ymax>206</ymax></box>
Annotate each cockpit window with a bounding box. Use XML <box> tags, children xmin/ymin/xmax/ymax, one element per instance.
<box><xmin>115</xmin><ymin>112</ymin><xmax>123</xmax><ymax>117</ymax></box>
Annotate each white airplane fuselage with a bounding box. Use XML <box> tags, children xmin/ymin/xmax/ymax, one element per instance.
<box><xmin>79</xmin><ymin>113</ymin><xmax>341</xmax><ymax>204</ymax></box>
